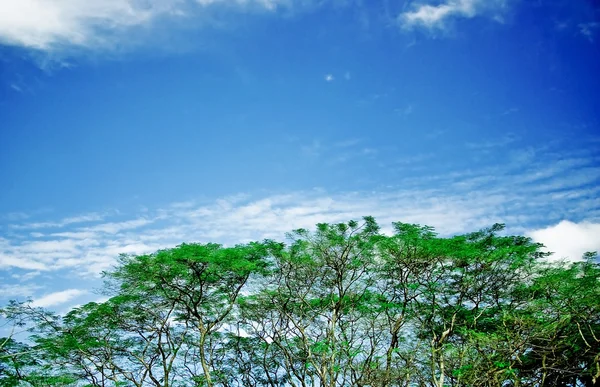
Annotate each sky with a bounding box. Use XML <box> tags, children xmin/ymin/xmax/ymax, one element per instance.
<box><xmin>0</xmin><ymin>0</ymin><xmax>599</xmax><ymax>311</ymax></box>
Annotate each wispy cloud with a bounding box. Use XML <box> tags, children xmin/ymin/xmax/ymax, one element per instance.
<box><xmin>1</xmin><ymin>142</ymin><xmax>598</xmax><ymax>281</ymax></box>
<box><xmin>0</xmin><ymin>150</ymin><xmax>598</xmax><ymax>277</ymax></box>
<box><xmin>393</xmin><ymin>153</ymin><xmax>434</xmax><ymax>166</ymax></box>
<box><xmin>85</xmin><ymin>218</ymin><xmax>155</xmax><ymax>234</ymax></box>
<box><xmin>426</xmin><ymin>129</ymin><xmax>446</xmax><ymax>139</ymax></box>
<box><xmin>394</xmin><ymin>104</ymin><xmax>414</xmax><ymax>117</ymax></box>
<box><xmin>399</xmin><ymin>0</ymin><xmax>506</xmax><ymax>31</ymax></box>
<box><xmin>10</xmin><ymin>212</ymin><xmax>107</xmax><ymax>230</ymax></box>
<box><xmin>300</xmin><ymin>140</ymin><xmax>322</xmax><ymax>158</ymax></box>
<box><xmin>501</xmin><ymin>107</ymin><xmax>519</xmax><ymax>116</ymax></box>
<box><xmin>333</xmin><ymin>139</ymin><xmax>362</xmax><ymax>148</ymax></box>
<box><xmin>9</xmin><ymin>84</ymin><xmax>23</xmax><ymax>93</ymax></box>
<box><xmin>31</xmin><ymin>289</ymin><xmax>87</xmax><ymax>308</ymax></box>
<box><xmin>466</xmin><ymin>133</ymin><xmax>518</xmax><ymax>149</ymax></box>
<box><xmin>0</xmin><ymin>283</ymin><xmax>41</xmax><ymax>299</ymax></box>
<box><xmin>324</xmin><ymin>74</ymin><xmax>334</xmax><ymax>82</ymax></box>
<box><xmin>300</xmin><ymin>138</ymin><xmax>379</xmax><ymax>165</ymax></box>
<box><xmin>0</xmin><ymin>0</ymin><xmax>292</xmax><ymax>53</ymax></box>
<box><xmin>579</xmin><ymin>22</ymin><xmax>599</xmax><ymax>42</ymax></box>
<box><xmin>2</xmin><ymin>212</ymin><xmax>30</xmax><ymax>221</ymax></box>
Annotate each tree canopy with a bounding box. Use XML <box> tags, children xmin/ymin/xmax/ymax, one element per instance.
<box><xmin>1</xmin><ymin>218</ymin><xmax>599</xmax><ymax>387</ymax></box>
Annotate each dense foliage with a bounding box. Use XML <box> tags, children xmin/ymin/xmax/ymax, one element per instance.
<box><xmin>2</xmin><ymin>218</ymin><xmax>599</xmax><ymax>386</ymax></box>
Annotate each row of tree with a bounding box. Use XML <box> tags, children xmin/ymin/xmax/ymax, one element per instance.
<box><xmin>1</xmin><ymin>217</ymin><xmax>599</xmax><ymax>386</ymax></box>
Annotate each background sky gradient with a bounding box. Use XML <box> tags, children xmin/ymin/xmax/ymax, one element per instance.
<box><xmin>0</xmin><ymin>0</ymin><xmax>599</xmax><ymax>310</ymax></box>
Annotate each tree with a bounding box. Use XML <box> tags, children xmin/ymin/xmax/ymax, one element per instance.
<box><xmin>239</xmin><ymin>217</ymin><xmax>383</xmax><ymax>387</ymax></box>
<box><xmin>516</xmin><ymin>252</ymin><xmax>600</xmax><ymax>386</ymax></box>
<box><xmin>106</xmin><ymin>242</ymin><xmax>272</xmax><ymax>387</ymax></box>
<box><xmin>1</xmin><ymin>218</ymin><xmax>597</xmax><ymax>387</ymax></box>
<box><xmin>1</xmin><ymin>302</ymin><xmax>78</xmax><ymax>387</ymax></box>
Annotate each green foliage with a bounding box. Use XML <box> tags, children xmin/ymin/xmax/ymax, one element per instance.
<box><xmin>3</xmin><ymin>218</ymin><xmax>599</xmax><ymax>387</ymax></box>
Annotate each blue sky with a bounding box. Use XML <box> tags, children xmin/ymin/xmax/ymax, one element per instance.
<box><xmin>0</xmin><ymin>0</ymin><xmax>599</xmax><ymax>310</ymax></box>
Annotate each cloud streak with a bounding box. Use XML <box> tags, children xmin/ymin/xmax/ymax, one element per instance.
<box><xmin>0</xmin><ymin>140</ymin><xmax>597</xmax><ymax>301</ymax></box>
<box><xmin>399</xmin><ymin>0</ymin><xmax>506</xmax><ymax>30</ymax></box>
<box><xmin>31</xmin><ymin>289</ymin><xmax>87</xmax><ymax>308</ymax></box>
<box><xmin>1</xmin><ymin>145</ymin><xmax>598</xmax><ymax>279</ymax></box>
<box><xmin>0</xmin><ymin>0</ymin><xmax>289</xmax><ymax>52</ymax></box>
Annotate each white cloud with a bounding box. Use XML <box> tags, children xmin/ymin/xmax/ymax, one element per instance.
<box><xmin>0</xmin><ymin>0</ymin><xmax>288</xmax><ymax>52</ymax></box>
<box><xmin>399</xmin><ymin>0</ymin><xmax>504</xmax><ymax>30</ymax></box>
<box><xmin>86</xmin><ymin>217</ymin><xmax>154</xmax><ymax>234</ymax></box>
<box><xmin>0</xmin><ymin>283</ymin><xmax>41</xmax><ymax>299</ymax></box>
<box><xmin>31</xmin><ymin>289</ymin><xmax>87</xmax><ymax>308</ymax></box>
<box><xmin>0</xmin><ymin>255</ymin><xmax>49</xmax><ymax>271</ymax></box>
<box><xmin>12</xmin><ymin>212</ymin><xmax>107</xmax><ymax>230</ymax></box>
<box><xmin>528</xmin><ymin>221</ymin><xmax>600</xmax><ymax>262</ymax></box>
<box><xmin>0</xmin><ymin>0</ymin><xmax>168</xmax><ymax>50</ymax></box>
<box><xmin>325</xmin><ymin>74</ymin><xmax>334</xmax><ymax>82</ymax></box>
<box><xmin>400</xmin><ymin>0</ymin><xmax>476</xmax><ymax>29</ymax></box>
<box><xmin>11</xmin><ymin>271</ymin><xmax>42</xmax><ymax>282</ymax></box>
<box><xmin>22</xmin><ymin>240</ymin><xmax>81</xmax><ymax>254</ymax></box>
<box><xmin>1</xmin><ymin>145</ymin><xmax>598</xmax><ymax>277</ymax></box>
